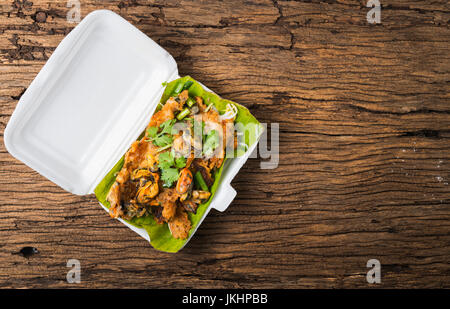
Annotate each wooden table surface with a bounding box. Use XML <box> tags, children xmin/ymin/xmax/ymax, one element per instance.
<box><xmin>0</xmin><ymin>0</ymin><xmax>449</xmax><ymax>289</ymax></box>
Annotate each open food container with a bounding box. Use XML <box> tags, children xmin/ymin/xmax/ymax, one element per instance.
<box><xmin>4</xmin><ymin>10</ymin><xmax>262</xmax><ymax>252</ymax></box>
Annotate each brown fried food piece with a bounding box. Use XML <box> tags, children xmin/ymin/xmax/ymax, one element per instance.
<box><xmin>178</xmin><ymin>90</ymin><xmax>189</xmax><ymax>104</ymax></box>
<box><xmin>108</xmin><ymin>139</ymin><xmax>150</xmax><ymax>217</ymax></box>
<box><xmin>162</xmin><ymin>202</ymin><xmax>177</xmax><ymax>221</ymax></box>
<box><xmin>107</xmin><ymin>182</ymin><xmax>121</xmax><ymax>218</ymax></box>
<box><xmin>148</xmin><ymin>98</ymin><xmax>180</xmax><ymax>128</ymax></box>
<box><xmin>208</xmin><ymin>157</ymin><xmax>224</xmax><ymax>170</ymax></box>
<box><xmin>153</xmin><ymin>188</ymin><xmax>179</xmax><ymax>221</ymax></box>
<box><xmin>107</xmin><ymin>180</ymin><xmax>139</xmax><ymax>219</ymax></box>
<box><xmin>116</xmin><ymin>140</ymin><xmax>149</xmax><ymax>184</ymax></box>
<box><xmin>107</xmin><ymin>130</ymin><xmax>160</xmax><ymax>218</ymax></box>
<box><xmin>195</xmin><ymin>96</ymin><xmax>206</xmax><ymax>111</ymax></box>
<box><xmin>151</xmin><ymin>206</ymin><xmax>164</xmax><ymax>224</ymax></box>
<box><xmin>135</xmin><ymin>172</ymin><xmax>160</xmax><ymax>204</ymax></box>
<box><xmin>193</xmin><ymin>159</ymin><xmax>214</xmax><ymax>187</ymax></box>
<box><xmin>191</xmin><ymin>190</ymin><xmax>211</xmax><ymax>204</ymax></box>
<box><xmin>181</xmin><ymin>200</ymin><xmax>198</xmax><ymax>214</ymax></box>
<box><xmin>147</xmin><ymin>90</ymin><xmax>188</xmax><ymax>128</ymax></box>
<box><xmin>168</xmin><ymin>207</ymin><xmax>191</xmax><ymax>240</ymax></box>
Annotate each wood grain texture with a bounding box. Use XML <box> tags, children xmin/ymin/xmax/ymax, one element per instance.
<box><xmin>0</xmin><ymin>0</ymin><xmax>449</xmax><ymax>288</ymax></box>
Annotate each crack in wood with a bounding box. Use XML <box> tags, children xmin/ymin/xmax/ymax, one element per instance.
<box><xmin>271</xmin><ymin>0</ymin><xmax>296</xmax><ymax>51</ymax></box>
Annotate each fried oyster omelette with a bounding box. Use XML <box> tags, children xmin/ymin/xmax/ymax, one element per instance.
<box><xmin>106</xmin><ymin>82</ymin><xmax>237</xmax><ymax>239</ymax></box>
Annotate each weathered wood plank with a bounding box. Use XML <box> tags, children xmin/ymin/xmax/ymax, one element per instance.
<box><xmin>0</xmin><ymin>0</ymin><xmax>449</xmax><ymax>288</ymax></box>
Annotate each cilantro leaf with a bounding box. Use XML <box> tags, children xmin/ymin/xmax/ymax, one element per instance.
<box><xmin>147</xmin><ymin>126</ymin><xmax>158</xmax><ymax>139</ymax></box>
<box><xmin>158</xmin><ymin>152</ymin><xmax>174</xmax><ymax>170</ymax></box>
<box><xmin>153</xmin><ymin>134</ymin><xmax>173</xmax><ymax>147</ymax></box>
<box><xmin>203</xmin><ymin>130</ymin><xmax>220</xmax><ymax>156</ymax></box>
<box><xmin>161</xmin><ymin>168</ymin><xmax>179</xmax><ymax>187</ymax></box>
<box><xmin>175</xmin><ymin>156</ymin><xmax>186</xmax><ymax>169</ymax></box>
<box><xmin>159</xmin><ymin>119</ymin><xmax>176</xmax><ymax>135</ymax></box>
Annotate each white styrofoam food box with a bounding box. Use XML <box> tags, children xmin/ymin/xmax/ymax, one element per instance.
<box><xmin>4</xmin><ymin>10</ymin><xmax>260</xmax><ymax>248</ymax></box>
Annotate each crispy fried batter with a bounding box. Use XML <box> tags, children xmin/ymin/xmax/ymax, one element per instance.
<box><xmin>152</xmin><ymin>206</ymin><xmax>164</xmax><ymax>224</ymax></box>
<box><xmin>168</xmin><ymin>207</ymin><xmax>191</xmax><ymax>240</ymax></box>
<box><xmin>153</xmin><ymin>188</ymin><xmax>179</xmax><ymax>221</ymax></box>
<box><xmin>208</xmin><ymin>157</ymin><xmax>224</xmax><ymax>170</ymax></box>
<box><xmin>148</xmin><ymin>98</ymin><xmax>180</xmax><ymax>128</ymax></box>
<box><xmin>147</xmin><ymin>90</ymin><xmax>188</xmax><ymax>128</ymax></box>
<box><xmin>107</xmin><ymin>182</ymin><xmax>121</xmax><ymax>218</ymax></box>
<box><xmin>116</xmin><ymin>140</ymin><xmax>149</xmax><ymax>184</ymax></box>
<box><xmin>108</xmin><ymin>138</ymin><xmax>153</xmax><ymax>218</ymax></box>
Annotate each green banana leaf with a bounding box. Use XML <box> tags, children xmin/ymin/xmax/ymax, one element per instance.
<box><xmin>94</xmin><ymin>76</ymin><xmax>261</xmax><ymax>253</ymax></box>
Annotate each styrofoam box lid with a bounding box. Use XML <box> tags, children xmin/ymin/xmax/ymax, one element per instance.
<box><xmin>4</xmin><ymin>10</ymin><xmax>178</xmax><ymax>195</ymax></box>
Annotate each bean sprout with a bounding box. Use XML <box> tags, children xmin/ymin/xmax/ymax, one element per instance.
<box><xmin>220</xmin><ymin>103</ymin><xmax>238</xmax><ymax>120</ymax></box>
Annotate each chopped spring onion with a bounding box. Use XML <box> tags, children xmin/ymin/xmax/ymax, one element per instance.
<box><xmin>173</xmin><ymin>82</ymin><xmax>184</xmax><ymax>95</ymax></box>
<box><xmin>177</xmin><ymin>108</ymin><xmax>191</xmax><ymax>121</ymax></box>
<box><xmin>183</xmin><ymin>81</ymin><xmax>194</xmax><ymax>91</ymax></box>
<box><xmin>194</xmin><ymin>171</ymin><xmax>209</xmax><ymax>191</ymax></box>
<box><xmin>186</xmin><ymin>97</ymin><xmax>196</xmax><ymax>108</ymax></box>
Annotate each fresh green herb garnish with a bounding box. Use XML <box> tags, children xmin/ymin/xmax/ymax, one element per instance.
<box><xmin>175</xmin><ymin>156</ymin><xmax>186</xmax><ymax>169</ymax></box>
<box><xmin>158</xmin><ymin>152</ymin><xmax>174</xmax><ymax>170</ymax></box>
<box><xmin>203</xmin><ymin>130</ymin><xmax>219</xmax><ymax>156</ymax></box>
<box><xmin>159</xmin><ymin>119</ymin><xmax>176</xmax><ymax>135</ymax></box>
<box><xmin>161</xmin><ymin>168</ymin><xmax>179</xmax><ymax>188</ymax></box>
<box><xmin>158</xmin><ymin>151</ymin><xmax>186</xmax><ymax>187</ymax></box>
<box><xmin>153</xmin><ymin>134</ymin><xmax>173</xmax><ymax>147</ymax></box>
<box><xmin>147</xmin><ymin>126</ymin><xmax>158</xmax><ymax>139</ymax></box>
<box><xmin>156</xmin><ymin>144</ymin><xmax>173</xmax><ymax>153</ymax></box>
<box><xmin>158</xmin><ymin>152</ymin><xmax>178</xmax><ymax>187</ymax></box>
<box><xmin>147</xmin><ymin>119</ymin><xmax>176</xmax><ymax>148</ymax></box>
